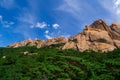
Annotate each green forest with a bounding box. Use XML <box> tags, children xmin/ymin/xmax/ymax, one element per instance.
<box><xmin>0</xmin><ymin>45</ymin><xmax>120</xmax><ymax>80</ymax></box>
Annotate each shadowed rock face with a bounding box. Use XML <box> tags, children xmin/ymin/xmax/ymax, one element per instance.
<box><xmin>8</xmin><ymin>19</ymin><xmax>120</xmax><ymax>52</ymax></box>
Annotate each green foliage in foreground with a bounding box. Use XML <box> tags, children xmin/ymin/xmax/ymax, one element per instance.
<box><xmin>0</xmin><ymin>46</ymin><xmax>120</xmax><ymax>80</ymax></box>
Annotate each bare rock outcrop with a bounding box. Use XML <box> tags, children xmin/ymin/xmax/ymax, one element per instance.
<box><xmin>8</xmin><ymin>36</ymin><xmax>68</xmax><ymax>48</ymax></box>
<box><xmin>8</xmin><ymin>19</ymin><xmax>120</xmax><ymax>52</ymax></box>
<box><xmin>62</xmin><ymin>19</ymin><xmax>120</xmax><ymax>52</ymax></box>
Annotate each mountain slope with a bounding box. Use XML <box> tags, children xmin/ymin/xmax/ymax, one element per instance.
<box><xmin>8</xmin><ymin>19</ymin><xmax>120</xmax><ymax>52</ymax></box>
<box><xmin>0</xmin><ymin>46</ymin><xmax>120</xmax><ymax>80</ymax></box>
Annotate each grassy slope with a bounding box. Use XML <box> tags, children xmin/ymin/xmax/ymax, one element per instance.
<box><xmin>0</xmin><ymin>46</ymin><xmax>120</xmax><ymax>80</ymax></box>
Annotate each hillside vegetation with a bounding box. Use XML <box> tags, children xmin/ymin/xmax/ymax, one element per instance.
<box><xmin>0</xmin><ymin>45</ymin><xmax>120</xmax><ymax>80</ymax></box>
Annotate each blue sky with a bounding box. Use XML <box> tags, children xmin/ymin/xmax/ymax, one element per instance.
<box><xmin>0</xmin><ymin>0</ymin><xmax>120</xmax><ymax>47</ymax></box>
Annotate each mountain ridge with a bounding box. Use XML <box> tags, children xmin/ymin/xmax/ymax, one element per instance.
<box><xmin>8</xmin><ymin>19</ymin><xmax>120</xmax><ymax>52</ymax></box>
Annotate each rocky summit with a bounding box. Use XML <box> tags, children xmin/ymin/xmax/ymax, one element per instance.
<box><xmin>8</xmin><ymin>19</ymin><xmax>120</xmax><ymax>52</ymax></box>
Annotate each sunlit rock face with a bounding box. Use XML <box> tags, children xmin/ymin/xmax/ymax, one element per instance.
<box><xmin>8</xmin><ymin>19</ymin><xmax>120</xmax><ymax>52</ymax></box>
<box><xmin>62</xmin><ymin>19</ymin><xmax>120</xmax><ymax>52</ymax></box>
<box><xmin>8</xmin><ymin>36</ymin><xmax>68</xmax><ymax>48</ymax></box>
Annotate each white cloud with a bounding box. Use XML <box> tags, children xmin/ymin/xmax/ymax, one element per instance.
<box><xmin>0</xmin><ymin>15</ymin><xmax>14</xmax><ymax>28</ymax></box>
<box><xmin>57</xmin><ymin>0</ymin><xmax>82</xmax><ymax>20</ymax></box>
<box><xmin>56</xmin><ymin>0</ymin><xmax>102</xmax><ymax>31</ymax></box>
<box><xmin>17</xmin><ymin>12</ymin><xmax>36</xmax><ymax>25</ymax></box>
<box><xmin>116</xmin><ymin>9</ymin><xmax>120</xmax><ymax>14</ymax></box>
<box><xmin>45</xmin><ymin>34</ymin><xmax>52</xmax><ymax>39</ymax></box>
<box><xmin>99</xmin><ymin>0</ymin><xmax>120</xmax><ymax>22</ymax></box>
<box><xmin>45</xmin><ymin>30</ymin><xmax>49</xmax><ymax>34</ymax></box>
<box><xmin>15</xmin><ymin>10</ymin><xmax>37</xmax><ymax>38</ymax></box>
<box><xmin>15</xmin><ymin>7</ymin><xmax>48</xmax><ymax>38</ymax></box>
<box><xmin>36</xmin><ymin>22</ymin><xmax>47</xmax><ymax>28</ymax></box>
<box><xmin>14</xmin><ymin>0</ymin><xmax>44</xmax><ymax>39</ymax></box>
<box><xmin>3</xmin><ymin>21</ymin><xmax>14</xmax><ymax>27</ymax></box>
<box><xmin>45</xmin><ymin>30</ymin><xmax>70</xmax><ymax>39</ymax></box>
<box><xmin>17</xmin><ymin>10</ymin><xmax>47</xmax><ymax>29</ymax></box>
<box><xmin>30</xmin><ymin>22</ymin><xmax>47</xmax><ymax>29</ymax></box>
<box><xmin>53</xmin><ymin>23</ymin><xmax>60</xmax><ymax>29</ymax></box>
<box><xmin>114</xmin><ymin>0</ymin><xmax>120</xmax><ymax>7</ymax></box>
<box><xmin>0</xmin><ymin>0</ymin><xmax>15</xmax><ymax>9</ymax></box>
<box><xmin>114</xmin><ymin>0</ymin><xmax>120</xmax><ymax>15</ymax></box>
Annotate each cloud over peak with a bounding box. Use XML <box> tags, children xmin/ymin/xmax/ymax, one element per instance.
<box><xmin>36</xmin><ymin>22</ymin><xmax>47</xmax><ymax>28</ymax></box>
<box><xmin>45</xmin><ymin>34</ymin><xmax>52</xmax><ymax>39</ymax></box>
<box><xmin>53</xmin><ymin>23</ymin><xmax>60</xmax><ymax>29</ymax></box>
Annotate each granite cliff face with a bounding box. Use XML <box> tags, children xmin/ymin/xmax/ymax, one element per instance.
<box><xmin>8</xmin><ymin>19</ymin><xmax>120</xmax><ymax>52</ymax></box>
<box><xmin>8</xmin><ymin>37</ymin><xmax>68</xmax><ymax>48</ymax></box>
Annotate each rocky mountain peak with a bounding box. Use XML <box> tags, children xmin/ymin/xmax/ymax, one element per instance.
<box><xmin>63</xmin><ymin>19</ymin><xmax>120</xmax><ymax>52</ymax></box>
<box><xmin>84</xmin><ymin>19</ymin><xmax>110</xmax><ymax>31</ymax></box>
<box><xmin>8</xmin><ymin>20</ymin><xmax>120</xmax><ymax>52</ymax></box>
